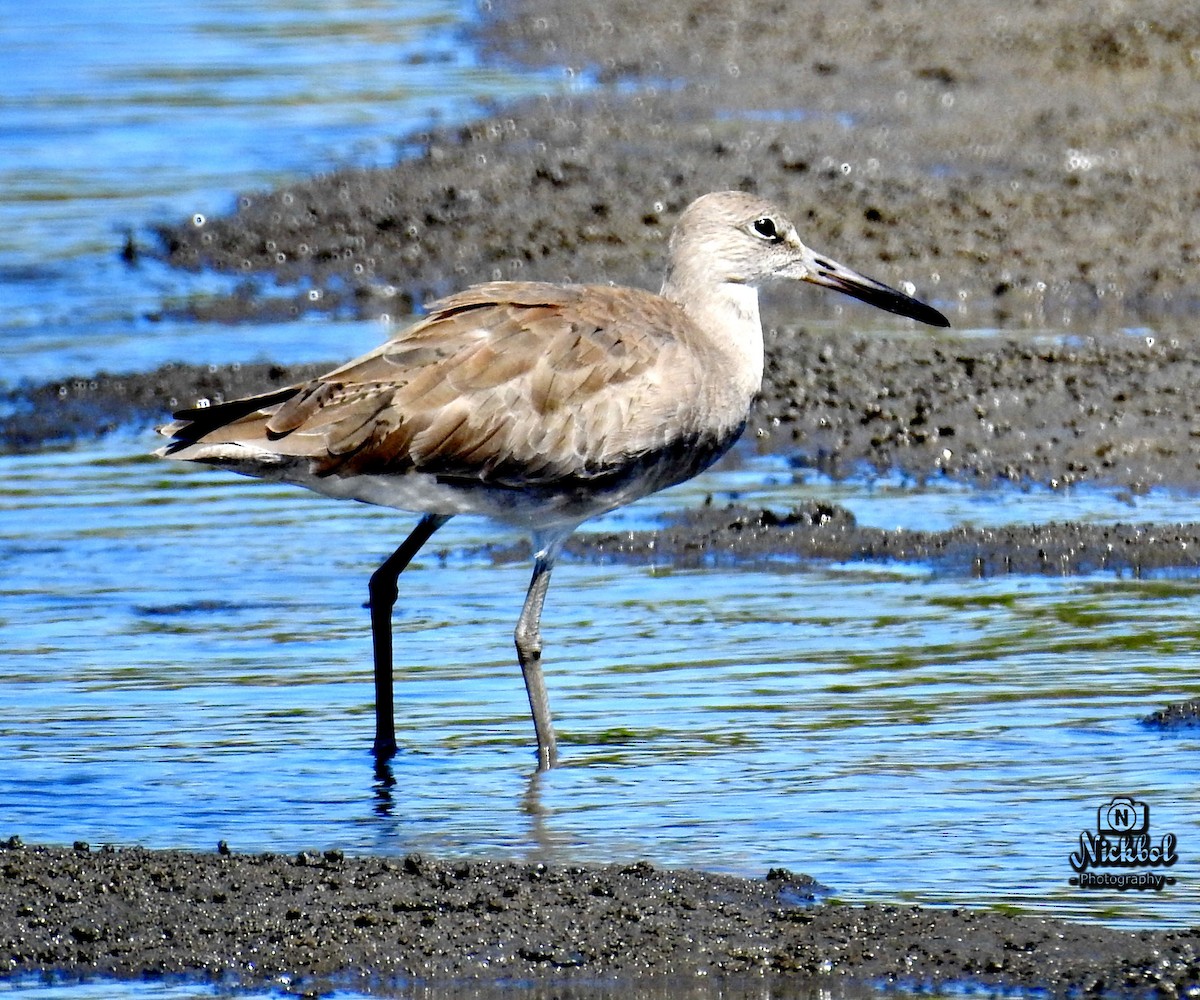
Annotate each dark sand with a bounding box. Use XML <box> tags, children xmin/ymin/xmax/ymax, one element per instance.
<box><xmin>4</xmin><ymin>840</ymin><xmax>1199</xmax><ymax>997</ymax></box>
<box><xmin>20</xmin><ymin>331</ymin><xmax>1200</xmax><ymax>492</ymax></box>
<box><xmin>8</xmin><ymin>0</ymin><xmax>1200</xmax><ymax>994</ymax></box>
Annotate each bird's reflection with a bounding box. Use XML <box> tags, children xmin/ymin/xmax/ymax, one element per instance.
<box><xmin>370</xmin><ymin>746</ymin><xmax>560</xmax><ymax>859</ymax></box>
<box><xmin>372</xmin><ymin>755</ymin><xmax>397</xmax><ymax>816</ymax></box>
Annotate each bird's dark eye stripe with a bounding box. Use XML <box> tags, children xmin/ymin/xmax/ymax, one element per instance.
<box><xmin>752</xmin><ymin>217</ymin><xmax>780</xmax><ymax>241</ymax></box>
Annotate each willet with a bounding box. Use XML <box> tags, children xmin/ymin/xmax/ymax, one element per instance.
<box><xmin>158</xmin><ymin>191</ymin><xmax>949</xmax><ymax>770</ymax></box>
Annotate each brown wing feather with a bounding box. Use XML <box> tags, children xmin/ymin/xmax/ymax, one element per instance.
<box><xmin>160</xmin><ymin>281</ymin><xmax>720</xmax><ymax>486</ymax></box>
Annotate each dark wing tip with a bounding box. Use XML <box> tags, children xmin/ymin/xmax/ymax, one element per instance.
<box><xmin>157</xmin><ymin>384</ymin><xmax>303</xmax><ymax>449</ymax></box>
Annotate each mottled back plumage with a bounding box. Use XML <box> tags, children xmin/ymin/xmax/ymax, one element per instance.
<box><xmin>162</xmin><ymin>280</ymin><xmax>749</xmax><ymax>520</ymax></box>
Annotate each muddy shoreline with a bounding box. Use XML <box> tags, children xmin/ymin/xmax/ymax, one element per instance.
<box><xmin>15</xmin><ymin>328</ymin><xmax>1200</xmax><ymax>495</ymax></box>
<box><xmin>3</xmin><ymin>840</ymin><xmax>1198</xmax><ymax>997</ymax></box>
<box><xmin>9</xmin><ymin>0</ymin><xmax>1200</xmax><ymax>993</ymax></box>
<box><xmin>150</xmin><ymin>0</ymin><xmax>1200</xmax><ymax>329</ymax></box>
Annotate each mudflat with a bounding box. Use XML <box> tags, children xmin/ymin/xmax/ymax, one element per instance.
<box><xmin>2</xmin><ymin>839</ymin><xmax>1198</xmax><ymax>995</ymax></box>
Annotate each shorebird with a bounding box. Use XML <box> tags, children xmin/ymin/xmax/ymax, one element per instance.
<box><xmin>158</xmin><ymin>191</ymin><xmax>948</xmax><ymax>770</ymax></box>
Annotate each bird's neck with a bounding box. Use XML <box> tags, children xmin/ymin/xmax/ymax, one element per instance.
<box><xmin>660</xmin><ymin>273</ymin><xmax>766</xmax><ymax>402</ymax></box>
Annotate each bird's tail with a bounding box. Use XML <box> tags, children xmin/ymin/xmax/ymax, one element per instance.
<box><xmin>156</xmin><ymin>384</ymin><xmax>302</xmax><ymax>459</ymax></box>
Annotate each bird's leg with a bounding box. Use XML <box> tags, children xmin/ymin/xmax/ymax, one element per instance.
<box><xmin>369</xmin><ymin>513</ymin><xmax>451</xmax><ymax>759</ymax></box>
<box><xmin>515</xmin><ymin>557</ymin><xmax>558</xmax><ymax>770</ymax></box>
<box><xmin>514</xmin><ymin>532</ymin><xmax>570</xmax><ymax>770</ymax></box>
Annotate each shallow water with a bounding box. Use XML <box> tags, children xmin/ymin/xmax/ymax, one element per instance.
<box><xmin>0</xmin><ymin>976</ymin><xmax>869</xmax><ymax>1000</ymax></box>
<box><xmin>3</xmin><ymin>433</ymin><xmax>1199</xmax><ymax>933</ymax></box>
<box><xmin>1</xmin><ymin>6</ymin><xmax>1198</xmax><ymax>992</ymax></box>
<box><xmin>1</xmin><ymin>0</ymin><xmax>556</xmax><ymax>384</ymax></box>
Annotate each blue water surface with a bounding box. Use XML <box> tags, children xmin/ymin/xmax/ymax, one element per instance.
<box><xmin>1</xmin><ymin>0</ymin><xmax>557</xmax><ymax>382</ymax></box>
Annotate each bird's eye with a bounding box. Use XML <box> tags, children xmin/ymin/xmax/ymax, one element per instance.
<box><xmin>752</xmin><ymin>217</ymin><xmax>781</xmax><ymax>242</ymax></box>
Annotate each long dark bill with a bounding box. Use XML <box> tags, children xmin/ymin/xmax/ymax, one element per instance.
<box><xmin>804</xmin><ymin>253</ymin><xmax>950</xmax><ymax>328</ymax></box>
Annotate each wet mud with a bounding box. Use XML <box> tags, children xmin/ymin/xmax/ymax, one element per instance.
<box><xmin>2</xmin><ymin>840</ymin><xmax>1198</xmax><ymax>997</ymax></box>
<box><xmin>1142</xmin><ymin>697</ymin><xmax>1200</xmax><ymax>731</ymax></box>
<box><xmin>567</xmin><ymin>500</ymin><xmax>1200</xmax><ymax>578</ymax></box>
<box><xmin>15</xmin><ymin>329</ymin><xmax>1200</xmax><ymax>495</ymax></box>
<box><xmin>10</xmin><ymin>0</ymin><xmax>1200</xmax><ymax>993</ymax></box>
<box><xmin>151</xmin><ymin>0</ymin><xmax>1200</xmax><ymax>328</ymax></box>
<box><xmin>0</xmin><ymin>362</ymin><xmax>326</xmax><ymax>453</ymax></box>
